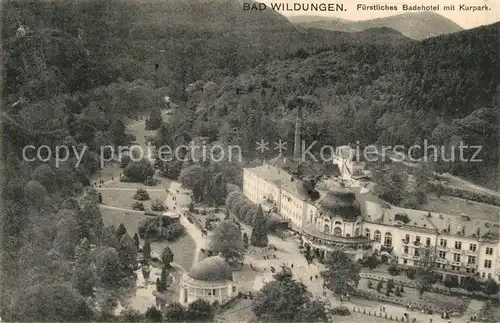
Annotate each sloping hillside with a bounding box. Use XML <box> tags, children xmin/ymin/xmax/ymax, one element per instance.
<box><xmin>161</xmin><ymin>22</ymin><xmax>499</xmax><ymax>179</ymax></box>
<box><xmin>3</xmin><ymin>0</ymin><xmax>410</xmax><ymax>92</ymax></box>
<box><xmin>293</xmin><ymin>12</ymin><xmax>464</xmax><ymax>40</ymax></box>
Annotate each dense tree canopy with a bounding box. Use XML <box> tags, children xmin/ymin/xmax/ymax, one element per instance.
<box><xmin>253</xmin><ymin>265</ymin><xmax>327</xmax><ymax>322</ymax></box>
<box><xmin>210</xmin><ymin>219</ymin><xmax>245</xmax><ymax>265</ymax></box>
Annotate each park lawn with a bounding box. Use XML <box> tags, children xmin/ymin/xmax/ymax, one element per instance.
<box><xmin>151</xmin><ymin>233</ymin><xmax>196</xmax><ymax>271</ymax></box>
<box><xmin>104</xmin><ymin>177</ymin><xmax>170</xmax><ymax>190</ymax></box>
<box><xmin>358</xmin><ymin>278</ymin><xmax>467</xmax><ymax>312</ymax></box>
<box><xmin>100</xmin><ymin>206</ymin><xmax>145</xmax><ymax>234</ymax></box>
<box><xmin>100</xmin><ymin>189</ymin><xmax>167</xmax><ymax>210</ymax></box>
<box><xmin>90</xmin><ymin>161</ymin><xmax>122</xmax><ymax>182</ymax></box>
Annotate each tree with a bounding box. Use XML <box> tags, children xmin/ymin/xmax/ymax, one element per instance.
<box><xmin>388</xmin><ymin>265</ymin><xmax>400</xmax><ymax>276</ymax></box>
<box><xmin>24</xmin><ymin>180</ymin><xmax>47</xmax><ymax>209</ymax></box>
<box><xmin>444</xmin><ymin>275</ymin><xmax>459</xmax><ymax>292</ymax></box>
<box><xmin>158</xmin><ymin>267</ymin><xmax>171</xmax><ymax>292</ymax></box>
<box><xmin>386</xmin><ymin>279</ymin><xmax>395</xmax><ymax>293</ymax></box>
<box><xmin>121</xmin><ymin>308</ymin><xmax>143</xmax><ymax>322</ymax></box>
<box><xmin>161</xmin><ymin>246</ymin><xmax>174</xmax><ymax>268</ymax></box>
<box><xmin>13</xmin><ymin>283</ymin><xmax>94</xmax><ymax>322</ymax></box>
<box><xmin>482</xmin><ymin>278</ymin><xmax>499</xmax><ymax>297</ymax></box>
<box><xmin>461</xmin><ymin>276</ymin><xmax>481</xmax><ymax>293</ymax></box>
<box><xmin>376</xmin><ymin>280</ymin><xmax>383</xmax><ymax>293</ymax></box>
<box><xmin>146</xmin><ymin>108</ymin><xmax>163</xmax><ymax>130</ymax></box>
<box><xmin>242</xmin><ymin>232</ymin><xmax>249</xmax><ymax>249</ymax></box>
<box><xmin>322</xmin><ymin>251</ymin><xmax>361</xmax><ymax>295</ymax></box>
<box><xmin>134</xmin><ymin>188</ymin><xmax>150</xmax><ymax>201</ymax></box>
<box><xmin>151</xmin><ymin>198</ymin><xmax>165</xmax><ymax>211</ymax></box>
<box><xmin>250</xmin><ymin>205</ymin><xmax>268</xmax><ymax>247</ymax></box>
<box><xmin>365</xmin><ymin>255</ymin><xmax>378</xmax><ymax>269</ymax></box>
<box><xmin>77</xmin><ymin>189</ymin><xmax>105</xmax><ymax>243</ymax></box>
<box><xmin>118</xmin><ymin>233</ymin><xmax>138</xmax><ymax>271</ymax></box>
<box><xmin>210</xmin><ymin>220</ymin><xmax>245</xmax><ymax>264</ymax></box>
<box><xmin>144</xmin><ymin>306</ymin><xmax>163</xmax><ymax>322</ymax></box>
<box><xmin>164</xmin><ymin>302</ymin><xmax>186</xmax><ymax>322</ymax></box>
<box><xmin>53</xmin><ymin>209</ymin><xmax>82</xmax><ymax>257</ymax></box>
<box><xmin>142</xmin><ymin>263</ymin><xmax>151</xmax><ymax>282</ymax></box>
<box><xmin>133</xmin><ymin>233</ymin><xmax>140</xmax><ymax>250</ymax></box>
<box><xmin>252</xmin><ymin>265</ymin><xmax>327</xmax><ymax>321</ymax></box>
<box><xmin>72</xmin><ymin>238</ymin><xmax>96</xmax><ymax>297</ymax></box>
<box><xmin>124</xmin><ymin>160</ymin><xmax>155</xmax><ymax>182</ymax></box>
<box><xmin>143</xmin><ymin>238</ymin><xmax>151</xmax><ymax>262</ymax></box>
<box><xmin>116</xmin><ymin>223</ymin><xmax>127</xmax><ymax>239</ymax></box>
<box><xmin>95</xmin><ymin>247</ymin><xmax>121</xmax><ymax>287</ymax></box>
<box><xmin>110</xmin><ymin>119</ymin><xmax>126</xmax><ymax>146</ymax></box>
<box><xmin>185</xmin><ymin>298</ymin><xmax>214</xmax><ymax>321</ymax></box>
<box><xmin>414</xmin><ymin>247</ymin><xmax>436</xmax><ymax>298</ymax></box>
<box><xmin>179</xmin><ymin>164</ymin><xmax>205</xmax><ymax>202</ymax></box>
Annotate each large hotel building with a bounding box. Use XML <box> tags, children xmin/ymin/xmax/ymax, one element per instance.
<box><xmin>243</xmin><ymin>157</ymin><xmax>500</xmax><ymax>284</ymax></box>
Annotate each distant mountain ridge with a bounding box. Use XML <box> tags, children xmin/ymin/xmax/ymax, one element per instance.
<box><xmin>288</xmin><ymin>12</ymin><xmax>464</xmax><ymax>40</ymax></box>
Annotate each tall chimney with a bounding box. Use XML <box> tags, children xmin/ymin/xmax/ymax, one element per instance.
<box><xmin>294</xmin><ymin>106</ymin><xmax>302</xmax><ymax>161</ymax></box>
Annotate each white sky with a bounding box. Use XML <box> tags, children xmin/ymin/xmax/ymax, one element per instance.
<box><xmin>256</xmin><ymin>0</ymin><xmax>500</xmax><ymax>29</ymax></box>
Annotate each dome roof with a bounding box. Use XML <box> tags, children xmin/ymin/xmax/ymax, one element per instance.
<box><xmin>188</xmin><ymin>256</ymin><xmax>232</xmax><ymax>281</ymax></box>
<box><xmin>318</xmin><ymin>188</ymin><xmax>361</xmax><ymax>221</ymax></box>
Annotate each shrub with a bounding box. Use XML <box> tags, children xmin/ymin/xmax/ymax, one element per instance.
<box><xmin>376</xmin><ymin>280</ymin><xmax>383</xmax><ymax>292</ymax></box>
<box><xmin>120</xmin><ymin>155</ymin><xmax>131</xmax><ymax>168</ymax></box>
<box><xmin>163</xmin><ymin>222</ymin><xmax>185</xmax><ymax>241</ymax></box>
<box><xmin>330</xmin><ymin>306</ymin><xmax>350</xmax><ymax>316</ymax></box>
<box><xmin>164</xmin><ymin>302</ymin><xmax>185</xmax><ymax>322</ymax></box>
<box><xmin>143</xmin><ymin>176</ymin><xmax>157</xmax><ymax>186</ymax></box>
<box><xmin>132</xmin><ymin>201</ymin><xmax>145</xmax><ymax>211</ymax></box>
<box><xmin>405</xmin><ymin>268</ymin><xmax>416</xmax><ymax>279</ymax></box>
<box><xmin>121</xmin><ymin>308</ymin><xmax>142</xmax><ymax>322</ymax></box>
<box><xmin>144</xmin><ymin>306</ymin><xmax>162</xmax><ymax>322</ymax></box>
<box><xmin>124</xmin><ymin>160</ymin><xmax>155</xmax><ymax>183</ymax></box>
<box><xmin>151</xmin><ymin>198</ymin><xmax>165</xmax><ymax>212</ymax></box>
<box><xmin>388</xmin><ymin>265</ymin><xmax>400</xmax><ymax>276</ymax></box>
<box><xmin>367</xmin><ymin>280</ymin><xmax>374</xmax><ymax>289</ymax></box>
<box><xmin>134</xmin><ymin>188</ymin><xmax>150</xmax><ymax>201</ymax></box>
<box><xmin>185</xmin><ymin>299</ymin><xmax>214</xmax><ymax>321</ymax></box>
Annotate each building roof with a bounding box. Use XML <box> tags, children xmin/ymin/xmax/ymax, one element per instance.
<box><xmin>362</xmin><ymin>198</ymin><xmax>499</xmax><ymax>241</ymax></box>
<box><xmin>422</xmin><ymin>194</ymin><xmax>500</xmax><ymax>223</ymax></box>
<box><xmin>246</xmin><ymin>164</ymin><xmax>310</xmax><ymax>200</ymax></box>
<box><xmin>427</xmin><ymin>212</ymin><xmax>499</xmax><ymax>241</ymax></box>
<box><xmin>317</xmin><ymin>188</ymin><xmax>361</xmax><ymax>221</ymax></box>
<box><xmin>188</xmin><ymin>256</ymin><xmax>233</xmax><ymax>281</ymax></box>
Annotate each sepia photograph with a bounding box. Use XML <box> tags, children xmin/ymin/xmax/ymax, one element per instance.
<box><xmin>1</xmin><ymin>0</ymin><xmax>499</xmax><ymax>322</ymax></box>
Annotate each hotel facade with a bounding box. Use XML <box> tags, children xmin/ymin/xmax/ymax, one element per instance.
<box><xmin>243</xmin><ymin>163</ymin><xmax>500</xmax><ymax>283</ymax></box>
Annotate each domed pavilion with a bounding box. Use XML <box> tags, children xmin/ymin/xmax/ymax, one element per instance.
<box><xmin>301</xmin><ymin>188</ymin><xmax>372</xmax><ymax>261</ymax></box>
<box><xmin>179</xmin><ymin>255</ymin><xmax>238</xmax><ymax>305</ymax></box>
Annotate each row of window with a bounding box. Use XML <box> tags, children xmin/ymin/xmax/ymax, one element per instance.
<box><xmin>365</xmin><ymin>229</ymin><xmax>393</xmax><ymax>247</ymax></box>
<box><xmin>366</xmin><ymin>229</ymin><xmax>496</xmax><ymax>257</ymax></box>
<box><xmin>439</xmin><ymin>239</ymin><xmax>494</xmax><ymax>255</ymax></box>
<box><xmin>322</xmin><ymin>225</ymin><xmax>361</xmax><ymax>237</ymax></box>
<box><xmin>403</xmin><ymin>234</ymin><xmax>432</xmax><ymax>246</ymax></box>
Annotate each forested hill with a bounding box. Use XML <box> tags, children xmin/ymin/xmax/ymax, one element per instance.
<box><xmin>2</xmin><ymin>0</ymin><xmax>410</xmax><ymax>100</ymax></box>
<box><xmin>291</xmin><ymin>12</ymin><xmax>464</xmax><ymax>40</ymax></box>
<box><xmin>163</xmin><ymin>22</ymin><xmax>499</xmax><ymax>181</ymax></box>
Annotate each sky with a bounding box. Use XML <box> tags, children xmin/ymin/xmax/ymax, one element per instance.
<box><xmin>256</xmin><ymin>0</ymin><xmax>499</xmax><ymax>29</ymax></box>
